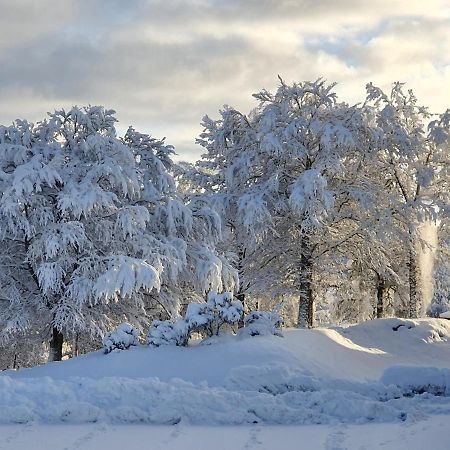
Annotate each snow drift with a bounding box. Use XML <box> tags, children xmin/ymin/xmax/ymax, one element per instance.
<box><xmin>1</xmin><ymin>318</ymin><xmax>450</xmax><ymax>425</ymax></box>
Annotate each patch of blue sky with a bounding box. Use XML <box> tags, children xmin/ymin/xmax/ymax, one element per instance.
<box><xmin>303</xmin><ymin>16</ymin><xmax>427</xmax><ymax>69</ymax></box>
<box><xmin>60</xmin><ymin>3</ymin><xmax>141</xmax><ymax>43</ymax></box>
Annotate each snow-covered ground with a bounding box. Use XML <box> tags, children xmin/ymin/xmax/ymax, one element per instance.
<box><xmin>2</xmin><ymin>318</ymin><xmax>450</xmax><ymax>449</ymax></box>
<box><xmin>2</xmin><ymin>417</ymin><xmax>450</xmax><ymax>450</ymax></box>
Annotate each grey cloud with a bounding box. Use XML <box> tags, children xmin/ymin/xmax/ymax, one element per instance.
<box><xmin>0</xmin><ymin>1</ymin><xmax>77</xmax><ymax>52</ymax></box>
<box><xmin>0</xmin><ymin>0</ymin><xmax>448</xmax><ymax>162</ymax></box>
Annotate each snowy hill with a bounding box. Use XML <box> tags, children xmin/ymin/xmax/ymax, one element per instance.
<box><xmin>2</xmin><ymin>318</ymin><xmax>450</xmax><ymax>427</ymax></box>
<box><xmin>6</xmin><ymin>318</ymin><xmax>450</xmax><ymax>384</ymax></box>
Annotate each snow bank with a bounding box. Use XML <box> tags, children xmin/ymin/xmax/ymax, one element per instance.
<box><xmin>342</xmin><ymin>318</ymin><xmax>450</xmax><ymax>347</ymax></box>
<box><xmin>381</xmin><ymin>366</ymin><xmax>450</xmax><ymax>396</ymax></box>
<box><xmin>0</xmin><ymin>374</ymin><xmax>409</xmax><ymax>425</ymax></box>
<box><xmin>2</xmin><ymin>319</ymin><xmax>450</xmax><ymax>425</ymax></box>
<box><xmin>9</xmin><ymin>319</ymin><xmax>450</xmax><ymax>384</ymax></box>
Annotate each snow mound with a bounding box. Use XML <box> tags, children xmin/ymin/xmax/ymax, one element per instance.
<box><xmin>342</xmin><ymin>318</ymin><xmax>450</xmax><ymax>345</ymax></box>
<box><xmin>381</xmin><ymin>366</ymin><xmax>450</xmax><ymax>396</ymax></box>
<box><xmin>2</xmin><ymin>319</ymin><xmax>450</xmax><ymax>425</ymax></box>
<box><xmin>0</xmin><ymin>374</ymin><xmax>410</xmax><ymax>425</ymax></box>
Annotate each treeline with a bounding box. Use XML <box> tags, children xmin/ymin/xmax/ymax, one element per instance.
<box><xmin>0</xmin><ymin>79</ymin><xmax>449</xmax><ymax>368</ymax></box>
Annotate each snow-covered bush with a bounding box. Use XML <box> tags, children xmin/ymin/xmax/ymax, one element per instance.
<box><xmin>208</xmin><ymin>292</ymin><xmax>244</xmax><ymax>324</ymax></box>
<box><xmin>148</xmin><ymin>292</ymin><xmax>245</xmax><ymax>346</ymax></box>
<box><xmin>240</xmin><ymin>310</ymin><xmax>283</xmax><ymax>337</ymax></box>
<box><xmin>147</xmin><ymin>320</ymin><xmax>189</xmax><ymax>347</ymax></box>
<box><xmin>184</xmin><ymin>303</ymin><xmax>215</xmax><ymax>333</ymax></box>
<box><xmin>187</xmin><ymin>292</ymin><xmax>244</xmax><ymax>337</ymax></box>
<box><xmin>148</xmin><ymin>292</ymin><xmax>285</xmax><ymax>347</ymax></box>
<box><xmin>103</xmin><ymin>323</ymin><xmax>139</xmax><ymax>354</ymax></box>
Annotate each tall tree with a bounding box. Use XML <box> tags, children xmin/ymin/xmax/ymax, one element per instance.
<box><xmin>0</xmin><ymin>107</ymin><xmax>235</xmax><ymax>361</ymax></box>
<box><xmin>197</xmin><ymin>79</ymin><xmax>378</xmax><ymax>327</ymax></box>
<box><xmin>365</xmin><ymin>83</ymin><xmax>448</xmax><ymax>318</ymax></box>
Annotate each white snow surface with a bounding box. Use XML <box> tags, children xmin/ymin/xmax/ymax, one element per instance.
<box><xmin>2</xmin><ymin>417</ymin><xmax>450</xmax><ymax>450</ymax></box>
<box><xmin>2</xmin><ymin>318</ymin><xmax>450</xmax><ymax>427</ymax></box>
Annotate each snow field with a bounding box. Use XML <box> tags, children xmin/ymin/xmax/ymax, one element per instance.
<box><xmin>2</xmin><ymin>417</ymin><xmax>450</xmax><ymax>450</ymax></box>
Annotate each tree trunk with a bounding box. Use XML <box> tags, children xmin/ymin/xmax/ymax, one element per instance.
<box><xmin>236</xmin><ymin>291</ymin><xmax>246</xmax><ymax>328</ymax></box>
<box><xmin>48</xmin><ymin>327</ymin><xmax>63</xmax><ymax>362</ymax></box>
<box><xmin>376</xmin><ymin>277</ymin><xmax>386</xmax><ymax>319</ymax></box>
<box><xmin>297</xmin><ymin>234</ymin><xmax>314</xmax><ymax>328</ymax></box>
<box><xmin>236</xmin><ymin>245</ymin><xmax>246</xmax><ymax>328</ymax></box>
<box><xmin>72</xmin><ymin>333</ymin><xmax>79</xmax><ymax>358</ymax></box>
<box><xmin>408</xmin><ymin>245</ymin><xmax>419</xmax><ymax>319</ymax></box>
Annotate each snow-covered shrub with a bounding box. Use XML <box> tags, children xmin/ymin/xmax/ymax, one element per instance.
<box><xmin>240</xmin><ymin>310</ymin><xmax>283</xmax><ymax>337</ymax></box>
<box><xmin>192</xmin><ymin>292</ymin><xmax>243</xmax><ymax>337</ymax></box>
<box><xmin>148</xmin><ymin>293</ymin><xmax>283</xmax><ymax>346</ymax></box>
<box><xmin>208</xmin><ymin>291</ymin><xmax>244</xmax><ymax>325</ymax></box>
<box><xmin>184</xmin><ymin>303</ymin><xmax>215</xmax><ymax>333</ymax></box>
<box><xmin>148</xmin><ymin>292</ymin><xmax>244</xmax><ymax>346</ymax></box>
<box><xmin>103</xmin><ymin>323</ymin><xmax>139</xmax><ymax>354</ymax></box>
<box><xmin>147</xmin><ymin>292</ymin><xmax>286</xmax><ymax>346</ymax></box>
<box><xmin>147</xmin><ymin>320</ymin><xmax>189</xmax><ymax>347</ymax></box>
<box><xmin>181</xmin><ymin>292</ymin><xmax>244</xmax><ymax>337</ymax></box>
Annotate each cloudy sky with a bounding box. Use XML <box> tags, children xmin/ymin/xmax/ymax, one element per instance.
<box><xmin>1</xmin><ymin>0</ymin><xmax>449</xmax><ymax>161</ymax></box>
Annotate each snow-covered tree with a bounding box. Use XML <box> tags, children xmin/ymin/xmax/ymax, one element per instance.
<box><xmin>365</xmin><ymin>83</ymin><xmax>448</xmax><ymax>318</ymax></box>
<box><xmin>197</xmin><ymin>79</ymin><xmax>381</xmax><ymax>327</ymax></box>
<box><xmin>0</xmin><ymin>108</ymin><xmax>159</xmax><ymax>360</ymax></box>
<box><xmin>429</xmin><ymin>219</ymin><xmax>450</xmax><ymax>317</ymax></box>
<box><xmin>175</xmin><ymin>157</ymin><xmax>245</xmax><ymax>322</ymax></box>
<box><xmin>0</xmin><ymin>330</ymin><xmax>47</xmax><ymax>370</ymax></box>
<box><xmin>123</xmin><ymin>127</ymin><xmax>237</xmax><ymax>314</ymax></box>
<box><xmin>0</xmin><ymin>106</ymin><xmax>235</xmax><ymax>362</ymax></box>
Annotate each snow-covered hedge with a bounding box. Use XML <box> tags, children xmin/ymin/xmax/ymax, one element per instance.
<box><xmin>102</xmin><ymin>323</ymin><xmax>139</xmax><ymax>354</ymax></box>
<box><xmin>148</xmin><ymin>292</ymin><xmax>282</xmax><ymax>347</ymax></box>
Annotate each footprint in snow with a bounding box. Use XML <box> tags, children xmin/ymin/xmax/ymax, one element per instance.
<box><xmin>243</xmin><ymin>426</ymin><xmax>263</xmax><ymax>449</ymax></box>
<box><xmin>325</xmin><ymin>426</ymin><xmax>348</xmax><ymax>450</ymax></box>
<box><xmin>0</xmin><ymin>423</ymin><xmax>33</xmax><ymax>449</ymax></box>
<box><xmin>62</xmin><ymin>423</ymin><xmax>108</xmax><ymax>450</ymax></box>
<box><xmin>157</xmin><ymin>423</ymin><xmax>185</xmax><ymax>450</ymax></box>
